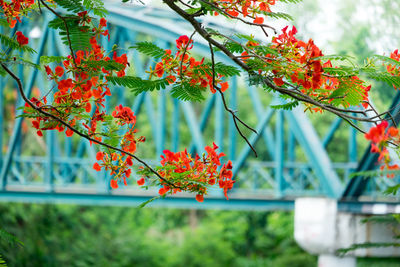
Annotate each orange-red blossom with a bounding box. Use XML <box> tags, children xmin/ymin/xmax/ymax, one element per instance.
<box><xmin>150</xmin><ymin>35</ymin><xmax>229</xmax><ymax>94</ymax></box>
<box><xmin>365</xmin><ymin>121</ymin><xmax>400</xmax><ymax>177</ymax></box>
<box><xmin>137</xmin><ymin>143</ymin><xmax>234</xmax><ymax>202</ymax></box>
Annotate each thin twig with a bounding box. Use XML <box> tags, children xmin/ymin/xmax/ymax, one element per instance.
<box><xmin>179</xmin><ymin>30</ymin><xmax>196</xmax><ymax>80</ymax></box>
<box><xmin>39</xmin><ymin>0</ymin><xmax>77</xmax><ymax>66</ymax></box>
<box><xmin>197</xmin><ymin>0</ymin><xmax>277</xmax><ymax>34</ymax></box>
<box><xmin>209</xmin><ymin>43</ymin><xmax>258</xmax><ymax>157</ymax></box>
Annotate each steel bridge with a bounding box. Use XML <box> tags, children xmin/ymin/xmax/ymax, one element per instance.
<box><xmin>0</xmin><ymin>3</ymin><xmax>399</xmax><ymax>212</ymax></box>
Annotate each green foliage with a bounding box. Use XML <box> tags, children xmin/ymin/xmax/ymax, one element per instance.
<box><xmin>0</xmin><ymin>228</ymin><xmax>23</xmax><ymax>248</ymax></box>
<box><xmin>209</xmin><ymin>62</ymin><xmax>241</xmax><ymax>77</ymax></box>
<box><xmin>0</xmin><ymin>255</ymin><xmax>6</xmax><ymax>267</ymax></box>
<box><xmin>247</xmin><ymin>73</ymin><xmax>266</xmax><ymax>87</ymax></box>
<box><xmin>53</xmin><ymin>0</ymin><xmax>85</xmax><ymax>14</ymax></box>
<box><xmin>316</xmin><ymin>54</ymin><xmax>356</xmax><ymax>63</ymax></box>
<box><xmin>265</xmin><ymin>12</ymin><xmax>293</xmax><ymax>21</ymax></box>
<box><xmin>82</xmin><ymin>0</ymin><xmax>107</xmax><ymax>17</ymax></box>
<box><xmin>0</xmin><ymin>18</ymin><xmax>9</xmax><ymax>27</ymax></box>
<box><xmin>0</xmin><ymin>204</ymin><xmax>316</xmax><ymax>267</ymax></box>
<box><xmin>0</xmin><ymin>34</ymin><xmax>36</xmax><ymax>54</ymax></box>
<box><xmin>337</xmin><ymin>242</ymin><xmax>400</xmax><ymax>255</ymax></box>
<box><xmin>130</xmin><ymin>42</ymin><xmax>167</xmax><ymax>59</ymax></box>
<box><xmin>363</xmin><ymin>69</ymin><xmax>400</xmax><ymax>88</ymax></box>
<box><xmin>361</xmin><ymin>215</ymin><xmax>399</xmax><ymax>224</ymax></box>
<box><xmin>106</xmin><ymin>76</ymin><xmax>170</xmax><ymax>94</ymax></box>
<box><xmin>197</xmin><ymin>62</ymin><xmax>241</xmax><ymax>77</ymax></box>
<box><xmin>85</xmin><ymin>60</ymin><xmax>125</xmax><ymax>71</ymax></box>
<box><xmin>385</xmin><ymin>184</ymin><xmax>400</xmax><ymax>196</ymax></box>
<box><xmin>373</xmin><ymin>55</ymin><xmax>400</xmax><ymax>69</ymax></box>
<box><xmin>279</xmin><ymin>0</ymin><xmax>303</xmax><ymax>3</ymax></box>
<box><xmin>2</xmin><ymin>57</ymin><xmax>39</xmax><ymax>69</ymax></box>
<box><xmin>224</xmin><ymin>41</ymin><xmax>245</xmax><ymax>53</ymax></box>
<box><xmin>271</xmin><ymin>101</ymin><xmax>299</xmax><ymax>110</ymax></box>
<box><xmin>40</xmin><ymin>56</ymin><xmax>67</xmax><ymax>66</ymax></box>
<box><xmin>48</xmin><ymin>16</ymin><xmax>94</xmax><ymax>50</ymax></box>
<box><xmin>171</xmin><ymin>82</ymin><xmax>205</xmax><ymax>102</ymax></box>
<box><xmin>0</xmin><ymin>67</ymin><xmax>6</xmax><ymax>77</ymax></box>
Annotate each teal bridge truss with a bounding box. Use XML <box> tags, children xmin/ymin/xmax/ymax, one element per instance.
<box><xmin>0</xmin><ymin>3</ymin><xmax>399</xmax><ymax>212</ymax></box>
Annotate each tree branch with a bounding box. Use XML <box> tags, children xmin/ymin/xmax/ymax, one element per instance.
<box><xmin>0</xmin><ymin>62</ymin><xmax>181</xmax><ymax>190</ymax></box>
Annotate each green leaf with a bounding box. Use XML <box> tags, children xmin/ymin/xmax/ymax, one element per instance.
<box><xmin>0</xmin><ymin>18</ymin><xmax>9</xmax><ymax>27</ymax></box>
<box><xmin>323</xmin><ymin>66</ymin><xmax>357</xmax><ymax>76</ymax></box>
<box><xmin>361</xmin><ymin>215</ymin><xmax>399</xmax><ymax>224</ymax></box>
<box><xmin>363</xmin><ymin>69</ymin><xmax>400</xmax><ymax>88</ymax></box>
<box><xmin>185</xmin><ymin>7</ymin><xmax>202</xmax><ymax>15</ymax></box>
<box><xmin>85</xmin><ymin>60</ymin><xmax>125</xmax><ymax>71</ymax></box>
<box><xmin>271</xmin><ymin>101</ymin><xmax>299</xmax><ymax>110</ymax></box>
<box><xmin>337</xmin><ymin>242</ymin><xmax>400</xmax><ymax>256</ymax></box>
<box><xmin>106</xmin><ymin>76</ymin><xmax>170</xmax><ymax>94</ymax></box>
<box><xmin>385</xmin><ymin>184</ymin><xmax>400</xmax><ymax>195</ymax></box>
<box><xmin>266</xmin><ymin>12</ymin><xmax>293</xmax><ymax>21</ymax></box>
<box><xmin>40</xmin><ymin>56</ymin><xmax>67</xmax><ymax>65</ymax></box>
<box><xmin>0</xmin><ymin>34</ymin><xmax>36</xmax><ymax>54</ymax></box>
<box><xmin>1</xmin><ymin>58</ymin><xmax>39</xmax><ymax>69</ymax></box>
<box><xmin>138</xmin><ymin>196</ymin><xmax>160</xmax><ymax>208</ymax></box>
<box><xmin>129</xmin><ymin>42</ymin><xmax>166</xmax><ymax>59</ymax></box>
<box><xmin>315</xmin><ymin>54</ymin><xmax>356</xmax><ymax>62</ymax></box>
<box><xmin>49</xmin><ymin>16</ymin><xmax>94</xmax><ymax>50</ymax></box>
<box><xmin>224</xmin><ymin>41</ymin><xmax>245</xmax><ymax>53</ymax></box>
<box><xmin>0</xmin><ymin>227</ymin><xmax>23</xmax><ymax>247</ymax></box>
<box><xmin>171</xmin><ymin>82</ymin><xmax>205</xmax><ymax>102</ymax></box>
<box><xmin>82</xmin><ymin>0</ymin><xmax>108</xmax><ymax>16</ymax></box>
<box><xmin>212</xmin><ymin>62</ymin><xmax>241</xmax><ymax>77</ymax></box>
<box><xmin>372</xmin><ymin>55</ymin><xmax>400</xmax><ymax>69</ymax></box>
<box><xmin>0</xmin><ymin>254</ymin><xmax>6</xmax><ymax>267</ymax></box>
<box><xmin>53</xmin><ymin>0</ymin><xmax>85</xmax><ymax>14</ymax></box>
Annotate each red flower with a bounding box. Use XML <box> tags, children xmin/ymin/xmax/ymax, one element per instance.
<box><xmin>137</xmin><ymin>177</ymin><xmax>145</xmax><ymax>186</ymax></box>
<box><xmin>45</xmin><ymin>65</ymin><xmax>53</xmax><ymax>76</ymax></box>
<box><xmin>112</xmin><ymin>105</ymin><xmax>136</xmax><ymax>125</ymax></box>
<box><xmin>55</xmin><ymin>66</ymin><xmax>64</xmax><ymax>77</ymax></box>
<box><xmin>93</xmin><ymin>162</ymin><xmax>102</xmax><ymax>171</ymax></box>
<box><xmin>220</xmin><ymin>82</ymin><xmax>229</xmax><ymax>92</ymax></box>
<box><xmin>65</xmin><ymin>128</ymin><xmax>73</xmax><ymax>137</ymax></box>
<box><xmin>253</xmin><ymin>17</ymin><xmax>264</xmax><ymax>24</ymax></box>
<box><xmin>155</xmin><ymin>62</ymin><xmax>164</xmax><ymax>78</ymax></box>
<box><xmin>110</xmin><ymin>179</ymin><xmax>119</xmax><ymax>189</ymax></box>
<box><xmin>58</xmin><ymin>79</ymin><xmax>74</xmax><ymax>91</ymax></box>
<box><xmin>16</xmin><ymin>31</ymin><xmax>28</xmax><ymax>46</ymax></box>
<box><xmin>96</xmin><ymin>151</ymin><xmax>104</xmax><ymax>161</ymax></box>
<box><xmin>176</xmin><ymin>35</ymin><xmax>192</xmax><ymax>49</ymax></box>
<box><xmin>195</xmin><ymin>194</ymin><xmax>204</xmax><ymax>202</ymax></box>
<box><xmin>99</xmin><ymin>18</ymin><xmax>107</xmax><ymax>27</ymax></box>
<box><xmin>159</xmin><ymin>186</ymin><xmax>170</xmax><ymax>195</ymax></box>
<box><xmin>273</xmin><ymin>77</ymin><xmax>284</xmax><ymax>87</ymax></box>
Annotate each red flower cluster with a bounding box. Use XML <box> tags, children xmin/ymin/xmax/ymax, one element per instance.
<box><xmin>365</xmin><ymin>121</ymin><xmax>400</xmax><ymax>176</ymax></box>
<box><xmin>93</xmin><ymin>105</ymin><xmax>145</xmax><ymax>189</ymax></box>
<box><xmin>212</xmin><ymin>0</ymin><xmax>277</xmax><ymax>24</ymax></box>
<box><xmin>387</xmin><ymin>49</ymin><xmax>400</xmax><ymax>89</ymax></box>
<box><xmin>245</xmin><ymin>26</ymin><xmax>371</xmax><ymax>110</ymax></box>
<box><xmin>25</xmin><ymin>16</ymin><xmax>128</xmax><ymax>142</ymax></box>
<box><xmin>150</xmin><ymin>35</ymin><xmax>229</xmax><ymax>94</ymax></box>
<box><xmin>94</xmin><ymin>151</ymin><xmax>134</xmax><ymax>189</ymax></box>
<box><xmin>0</xmin><ymin>0</ymin><xmax>34</xmax><ymax>28</ymax></box>
<box><xmin>112</xmin><ymin>104</ymin><xmax>136</xmax><ymax>125</ymax></box>
<box><xmin>138</xmin><ymin>143</ymin><xmax>234</xmax><ymax>202</ymax></box>
<box><xmin>11</xmin><ymin>6</ymin><xmax>234</xmax><ymax>203</ymax></box>
<box><xmin>16</xmin><ymin>31</ymin><xmax>28</xmax><ymax>46</ymax></box>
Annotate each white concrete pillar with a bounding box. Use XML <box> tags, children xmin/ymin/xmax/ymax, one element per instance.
<box><xmin>294</xmin><ymin>197</ymin><xmax>400</xmax><ymax>267</ymax></box>
<box><xmin>318</xmin><ymin>254</ymin><xmax>356</xmax><ymax>267</ymax></box>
